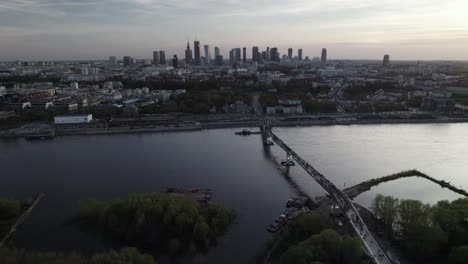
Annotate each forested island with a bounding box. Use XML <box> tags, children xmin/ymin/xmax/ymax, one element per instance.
<box><xmin>258</xmin><ymin>212</ymin><xmax>368</xmax><ymax>264</ymax></box>
<box><xmin>372</xmin><ymin>195</ymin><xmax>468</xmax><ymax>264</ymax></box>
<box><xmin>0</xmin><ymin>247</ymin><xmax>156</xmax><ymax>264</ymax></box>
<box><xmin>73</xmin><ymin>193</ymin><xmax>235</xmax><ymax>256</ymax></box>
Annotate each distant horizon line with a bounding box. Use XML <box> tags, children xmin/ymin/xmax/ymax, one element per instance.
<box><xmin>2</xmin><ymin>58</ymin><xmax>468</xmax><ymax>63</ymax></box>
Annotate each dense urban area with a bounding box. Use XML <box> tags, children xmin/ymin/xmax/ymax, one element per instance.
<box><xmin>1</xmin><ymin>43</ymin><xmax>468</xmax><ymax>137</ymax></box>
<box><xmin>2</xmin><ymin>43</ymin><xmax>468</xmax><ymax>264</ymax></box>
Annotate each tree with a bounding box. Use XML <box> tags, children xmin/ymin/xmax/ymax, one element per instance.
<box><xmin>448</xmin><ymin>246</ymin><xmax>468</xmax><ymax>264</ymax></box>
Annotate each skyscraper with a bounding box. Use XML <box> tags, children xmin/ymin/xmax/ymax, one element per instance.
<box><xmin>123</xmin><ymin>56</ymin><xmax>132</xmax><ymax>66</ymax></box>
<box><xmin>266</xmin><ymin>47</ymin><xmax>270</xmax><ymax>60</ymax></box>
<box><xmin>109</xmin><ymin>56</ymin><xmax>117</xmax><ymax>66</ymax></box>
<box><xmin>235</xmin><ymin>48</ymin><xmax>241</xmax><ymax>63</ymax></box>
<box><xmin>229</xmin><ymin>49</ymin><xmax>235</xmax><ymax>65</ymax></box>
<box><xmin>173</xmin><ymin>55</ymin><xmax>179</xmax><ymax>68</ymax></box>
<box><xmin>153</xmin><ymin>51</ymin><xmax>159</xmax><ymax>65</ymax></box>
<box><xmin>321</xmin><ymin>48</ymin><xmax>327</xmax><ymax>64</ymax></box>
<box><xmin>270</xmin><ymin>48</ymin><xmax>279</xmax><ymax>62</ymax></box>
<box><xmin>204</xmin><ymin>45</ymin><xmax>211</xmax><ymax>65</ymax></box>
<box><xmin>214</xmin><ymin>47</ymin><xmax>220</xmax><ymax>57</ymax></box>
<box><xmin>383</xmin><ymin>54</ymin><xmax>390</xmax><ymax>67</ymax></box>
<box><xmin>298</xmin><ymin>49</ymin><xmax>303</xmax><ymax>61</ymax></box>
<box><xmin>215</xmin><ymin>55</ymin><xmax>223</xmax><ymax>66</ymax></box>
<box><xmin>242</xmin><ymin>47</ymin><xmax>247</xmax><ymax>63</ymax></box>
<box><xmin>185</xmin><ymin>42</ymin><xmax>193</xmax><ymax>65</ymax></box>
<box><xmin>159</xmin><ymin>51</ymin><xmax>166</xmax><ymax>65</ymax></box>
<box><xmin>194</xmin><ymin>41</ymin><xmax>201</xmax><ymax>65</ymax></box>
<box><xmin>288</xmin><ymin>48</ymin><xmax>293</xmax><ymax>60</ymax></box>
<box><xmin>252</xmin><ymin>46</ymin><xmax>259</xmax><ymax>62</ymax></box>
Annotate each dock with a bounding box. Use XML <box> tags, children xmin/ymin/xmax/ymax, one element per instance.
<box><xmin>0</xmin><ymin>193</ymin><xmax>45</xmax><ymax>248</ymax></box>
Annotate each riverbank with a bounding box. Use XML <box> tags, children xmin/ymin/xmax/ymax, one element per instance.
<box><xmin>2</xmin><ymin>116</ymin><xmax>468</xmax><ymax>138</ymax></box>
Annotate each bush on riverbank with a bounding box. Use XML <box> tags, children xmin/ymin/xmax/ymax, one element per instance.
<box><xmin>0</xmin><ymin>247</ymin><xmax>156</xmax><ymax>264</ymax></box>
<box><xmin>0</xmin><ymin>198</ymin><xmax>25</xmax><ymax>237</ymax></box>
<box><xmin>73</xmin><ymin>193</ymin><xmax>235</xmax><ymax>256</ymax></box>
<box><xmin>372</xmin><ymin>195</ymin><xmax>468</xmax><ymax>263</ymax></box>
<box><xmin>258</xmin><ymin>212</ymin><xmax>367</xmax><ymax>264</ymax></box>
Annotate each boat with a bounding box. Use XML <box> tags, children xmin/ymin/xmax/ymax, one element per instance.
<box><xmin>235</xmin><ymin>129</ymin><xmax>252</xmax><ymax>136</ymax></box>
<box><xmin>281</xmin><ymin>160</ymin><xmax>295</xmax><ymax>167</ymax></box>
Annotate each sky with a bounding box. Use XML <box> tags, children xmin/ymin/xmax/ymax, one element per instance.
<box><xmin>1</xmin><ymin>0</ymin><xmax>468</xmax><ymax>61</ymax></box>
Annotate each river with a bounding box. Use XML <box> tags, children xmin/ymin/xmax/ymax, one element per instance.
<box><xmin>1</xmin><ymin>123</ymin><xmax>468</xmax><ymax>263</ymax></box>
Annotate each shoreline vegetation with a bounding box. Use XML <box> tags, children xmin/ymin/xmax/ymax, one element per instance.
<box><xmin>256</xmin><ymin>211</ymin><xmax>369</xmax><ymax>264</ymax></box>
<box><xmin>72</xmin><ymin>193</ymin><xmax>236</xmax><ymax>257</ymax></box>
<box><xmin>371</xmin><ymin>195</ymin><xmax>468</xmax><ymax>264</ymax></box>
<box><xmin>0</xmin><ymin>247</ymin><xmax>157</xmax><ymax>264</ymax></box>
<box><xmin>0</xmin><ymin>198</ymin><xmax>32</xmax><ymax>239</ymax></box>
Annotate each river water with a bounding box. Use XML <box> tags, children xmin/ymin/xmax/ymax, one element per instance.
<box><xmin>1</xmin><ymin>123</ymin><xmax>468</xmax><ymax>263</ymax></box>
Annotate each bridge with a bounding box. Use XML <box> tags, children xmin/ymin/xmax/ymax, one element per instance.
<box><xmin>261</xmin><ymin>121</ymin><xmax>392</xmax><ymax>264</ymax></box>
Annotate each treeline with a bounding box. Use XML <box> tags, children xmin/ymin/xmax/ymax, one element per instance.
<box><xmin>118</xmin><ymin>78</ymin><xmax>219</xmax><ymax>91</ymax></box>
<box><xmin>73</xmin><ymin>193</ymin><xmax>235</xmax><ymax>256</ymax></box>
<box><xmin>372</xmin><ymin>195</ymin><xmax>468</xmax><ymax>263</ymax></box>
<box><xmin>345</xmin><ymin>102</ymin><xmax>407</xmax><ymax>113</ymax></box>
<box><xmin>0</xmin><ymin>75</ymin><xmax>61</xmax><ymax>84</ymax></box>
<box><xmin>0</xmin><ymin>111</ymin><xmax>53</xmax><ymax>129</ymax></box>
<box><xmin>259</xmin><ymin>212</ymin><xmax>367</xmax><ymax>264</ymax></box>
<box><xmin>141</xmin><ymin>90</ymin><xmax>251</xmax><ymax>114</ymax></box>
<box><xmin>343</xmin><ymin>82</ymin><xmax>396</xmax><ymax>100</ymax></box>
<box><xmin>0</xmin><ymin>247</ymin><xmax>156</xmax><ymax>264</ymax></box>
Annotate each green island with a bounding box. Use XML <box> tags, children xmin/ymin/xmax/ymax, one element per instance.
<box><xmin>0</xmin><ymin>247</ymin><xmax>156</xmax><ymax>264</ymax></box>
<box><xmin>73</xmin><ymin>193</ymin><xmax>235</xmax><ymax>256</ymax></box>
<box><xmin>257</xmin><ymin>211</ymin><xmax>368</xmax><ymax>264</ymax></box>
<box><xmin>372</xmin><ymin>195</ymin><xmax>468</xmax><ymax>264</ymax></box>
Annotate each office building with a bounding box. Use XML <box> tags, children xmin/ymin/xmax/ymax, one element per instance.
<box><xmin>288</xmin><ymin>48</ymin><xmax>293</xmax><ymax>60</ymax></box>
<box><xmin>159</xmin><ymin>51</ymin><xmax>166</xmax><ymax>65</ymax></box>
<box><xmin>109</xmin><ymin>56</ymin><xmax>117</xmax><ymax>66</ymax></box>
<box><xmin>214</xmin><ymin>47</ymin><xmax>220</xmax><ymax>57</ymax></box>
<box><xmin>185</xmin><ymin>42</ymin><xmax>193</xmax><ymax>65</ymax></box>
<box><xmin>270</xmin><ymin>48</ymin><xmax>279</xmax><ymax>62</ymax></box>
<box><xmin>242</xmin><ymin>47</ymin><xmax>247</xmax><ymax>63</ymax></box>
<box><xmin>194</xmin><ymin>41</ymin><xmax>201</xmax><ymax>65</ymax></box>
<box><xmin>123</xmin><ymin>56</ymin><xmax>133</xmax><ymax>66</ymax></box>
<box><xmin>252</xmin><ymin>46</ymin><xmax>259</xmax><ymax>62</ymax></box>
<box><xmin>215</xmin><ymin>55</ymin><xmax>224</xmax><ymax>66</ymax></box>
<box><xmin>235</xmin><ymin>48</ymin><xmax>241</xmax><ymax>63</ymax></box>
<box><xmin>204</xmin><ymin>45</ymin><xmax>211</xmax><ymax>65</ymax></box>
<box><xmin>321</xmin><ymin>48</ymin><xmax>327</xmax><ymax>64</ymax></box>
<box><xmin>383</xmin><ymin>54</ymin><xmax>390</xmax><ymax>67</ymax></box>
<box><xmin>229</xmin><ymin>49</ymin><xmax>235</xmax><ymax>65</ymax></box>
<box><xmin>173</xmin><ymin>55</ymin><xmax>179</xmax><ymax>68</ymax></box>
<box><xmin>153</xmin><ymin>51</ymin><xmax>159</xmax><ymax>65</ymax></box>
<box><xmin>81</xmin><ymin>64</ymin><xmax>89</xmax><ymax>75</ymax></box>
<box><xmin>298</xmin><ymin>49</ymin><xmax>303</xmax><ymax>61</ymax></box>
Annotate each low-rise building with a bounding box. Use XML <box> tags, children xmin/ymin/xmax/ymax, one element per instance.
<box><xmin>54</xmin><ymin>114</ymin><xmax>93</xmax><ymax>124</ymax></box>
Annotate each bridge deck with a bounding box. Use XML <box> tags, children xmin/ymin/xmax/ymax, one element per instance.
<box><xmin>268</xmin><ymin>129</ymin><xmax>392</xmax><ymax>264</ymax></box>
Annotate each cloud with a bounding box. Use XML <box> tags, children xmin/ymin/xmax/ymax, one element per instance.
<box><xmin>0</xmin><ymin>0</ymin><xmax>467</xmax><ymax>60</ymax></box>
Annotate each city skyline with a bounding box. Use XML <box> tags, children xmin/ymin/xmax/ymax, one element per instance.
<box><xmin>0</xmin><ymin>0</ymin><xmax>467</xmax><ymax>61</ymax></box>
